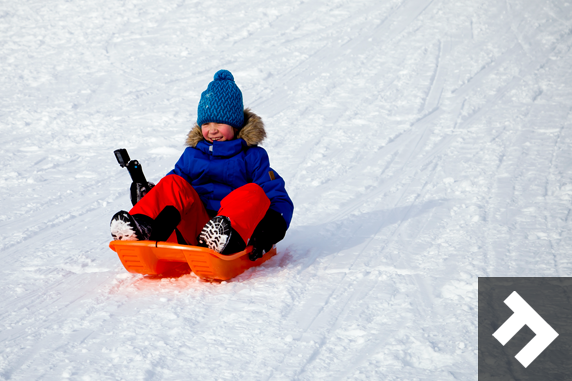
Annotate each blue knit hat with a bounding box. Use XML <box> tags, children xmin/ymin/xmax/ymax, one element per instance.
<box><xmin>197</xmin><ymin>70</ymin><xmax>244</xmax><ymax>129</ymax></box>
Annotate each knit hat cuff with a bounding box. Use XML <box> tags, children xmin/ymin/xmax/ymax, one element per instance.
<box><xmin>197</xmin><ymin>115</ymin><xmax>244</xmax><ymax>129</ymax></box>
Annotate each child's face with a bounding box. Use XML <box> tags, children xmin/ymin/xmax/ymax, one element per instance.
<box><xmin>201</xmin><ymin>122</ymin><xmax>235</xmax><ymax>143</ymax></box>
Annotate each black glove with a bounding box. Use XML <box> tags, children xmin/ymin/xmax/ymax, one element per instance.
<box><xmin>249</xmin><ymin>209</ymin><xmax>287</xmax><ymax>261</ymax></box>
<box><xmin>130</xmin><ymin>181</ymin><xmax>155</xmax><ymax>206</ymax></box>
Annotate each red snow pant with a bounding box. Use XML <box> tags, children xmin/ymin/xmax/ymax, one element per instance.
<box><xmin>129</xmin><ymin>174</ymin><xmax>270</xmax><ymax>245</ymax></box>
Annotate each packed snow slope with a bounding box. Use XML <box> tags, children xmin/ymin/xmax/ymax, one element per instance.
<box><xmin>2</xmin><ymin>0</ymin><xmax>572</xmax><ymax>379</ymax></box>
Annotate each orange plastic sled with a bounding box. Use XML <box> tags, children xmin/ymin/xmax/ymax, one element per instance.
<box><xmin>109</xmin><ymin>240</ymin><xmax>276</xmax><ymax>281</ymax></box>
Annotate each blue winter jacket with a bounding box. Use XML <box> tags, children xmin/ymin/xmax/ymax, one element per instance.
<box><xmin>168</xmin><ymin>110</ymin><xmax>294</xmax><ymax>228</ymax></box>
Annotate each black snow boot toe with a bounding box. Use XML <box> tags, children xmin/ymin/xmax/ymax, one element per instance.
<box><xmin>198</xmin><ymin>215</ymin><xmax>246</xmax><ymax>254</ymax></box>
<box><xmin>110</xmin><ymin>210</ymin><xmax>153</xmax><ymax>241</ymax></box>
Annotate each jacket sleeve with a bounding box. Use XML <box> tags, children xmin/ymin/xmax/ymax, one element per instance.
<box><xmin>245</xmin><ymin>147</ymin><xmax>294</xmax><ymax>228</ymax></box>
<box><xmin>167</xmin><ymin>147</ymin><xmax>195</xmax><ymax>183</ymax></box>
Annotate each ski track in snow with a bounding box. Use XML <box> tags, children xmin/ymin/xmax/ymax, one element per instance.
<box><xmin>1</xmin><ymin>0</ymin><xmax>572</xmax><ymax>379</ymax></box>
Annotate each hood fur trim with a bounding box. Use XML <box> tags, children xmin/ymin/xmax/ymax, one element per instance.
<box><xmin>185</xmin><ymin>108</ymin><xmax>266</xmax><ymax>147</ymax></box>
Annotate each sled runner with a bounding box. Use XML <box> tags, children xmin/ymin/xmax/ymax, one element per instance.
<box><xmin>109</xmin><ymin>240</ymin><xmax>276</xmax><ymax>281</ymax></box>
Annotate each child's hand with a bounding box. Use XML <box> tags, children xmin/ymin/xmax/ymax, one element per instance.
<box><xmin>130</xmin><ymin>181</ymin><xmax>155</xmax><ymax>206</ymax></box>
<box><xmin>248</xmin><ymin>209</ymin><xmax>287</xmax><ymax>261</ymax></box>
<box><xmin>248</xmin><ymin>236</ymin><xmax>273</xmax><ymax>261</ymax></box>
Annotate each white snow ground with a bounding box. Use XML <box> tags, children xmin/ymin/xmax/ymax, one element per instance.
<box><xmin>1</xmin><ymin>0</ymin><xmax>572</xmax><ymax>379</ymax></box>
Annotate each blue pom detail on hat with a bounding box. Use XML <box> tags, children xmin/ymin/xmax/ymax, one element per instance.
<box><xmin>197</xmin><ymin>70</ymin><xmax>244</xmax><ymax>130</ymax></box>
<box><xmin>214</xmin><ymin>70</ymin><xmax>234</xmax><ymax>81</ymax></box>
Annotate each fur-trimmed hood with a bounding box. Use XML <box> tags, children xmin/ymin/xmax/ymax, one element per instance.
<box><xmin>185</xmin><ymin>108</ymin><xmax>266</xmax><ymax>147</ymax></box>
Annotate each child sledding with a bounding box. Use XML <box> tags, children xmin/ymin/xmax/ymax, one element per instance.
<box><xmin>109</xmin><ymin>70</ymin><xmax>294</xmax><ymax>280</ymax></box>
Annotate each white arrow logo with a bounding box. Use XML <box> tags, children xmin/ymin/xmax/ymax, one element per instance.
<box><xmin>492</xmin><ymin>291</ymin><xmax>559</xmax><ymax>368</ymax></box>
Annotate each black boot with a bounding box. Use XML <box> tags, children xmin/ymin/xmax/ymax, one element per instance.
<box><xmin>150</xmin><ymin>206</ymin><xmax>182</xmax><ymax>242</ymax></box>
<box><xmin>198</xmin><ymin>216</ymin><xmax>246</xmax><ymax>254</ymax></box>
<box><xmin>110</xmin><ymin>211</ymin><xmax>153</xmax><ymax>241</ymax></box>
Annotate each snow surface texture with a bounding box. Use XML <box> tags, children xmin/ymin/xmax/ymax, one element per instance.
<box><xmin>1</xmin><ymin>0</ymin><xmax>572</xmax><ymax>379</ymax></box>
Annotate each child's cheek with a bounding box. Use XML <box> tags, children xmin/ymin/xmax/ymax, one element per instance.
<box><xmin>222</xmin><ymin>129</ymin><xmax>234</xmax><ymax>140</ymax></box>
